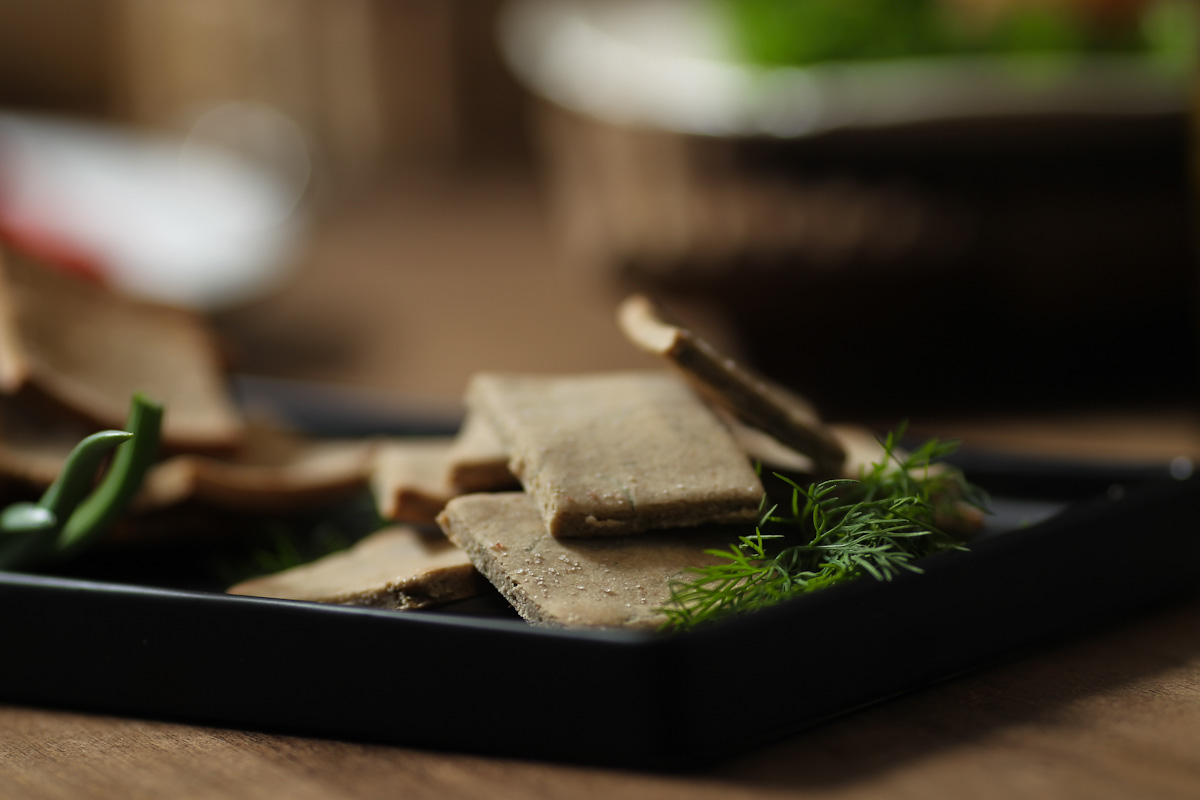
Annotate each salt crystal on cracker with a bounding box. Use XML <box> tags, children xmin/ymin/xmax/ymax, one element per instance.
<box><xmin>438</xmin><ymin>492</ymin><xmax>736</xmax><ymax>629</ymax></box>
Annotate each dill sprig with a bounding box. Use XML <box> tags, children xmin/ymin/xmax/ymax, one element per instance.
<box><xmin>660</xmin><ymin>431</ymin><xmax>988</xmax><ymax>631</ymax></box>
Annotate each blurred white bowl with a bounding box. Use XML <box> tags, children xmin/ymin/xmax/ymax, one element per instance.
<box><xmin>500</xmin><ymin>0</ymin><xmax>1190</xmax><ymax>139</ymax></box>
<box><xmin>0</xmin><ymin>106</ymin><xmax>310</xmax><ymax>310</ymax></box>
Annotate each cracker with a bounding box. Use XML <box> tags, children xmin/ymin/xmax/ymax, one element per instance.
<box><xmin>227</xmin><ymin>525</ymin><xmax>486</xmax><ymax>610</ymax></box>
<box><xmin>722</xmin><ymin>411</ymin><xmax>815</xmax><ymax>475</ymax></box>
<box><xmin>725</xmin><ymin>416</ymin><xmax>893</xmax><ymax>479</ymax></box>
<box><xmin>438</xmin><ymin>492</ymin><xmax>737</xmax><ymax>629</ymax></box>
<box><xmin>370</xmin><ymin>426</ymin><xmax>517</xmax><ymax>525</ymax></box>
<box><xmin>0</xmin><ymin>246</ymin><xmax>243</xmax><ymax>451</ymax></box>
<box><xmin>466</xmin><ymin>370</ymin><xmax>762</xmax><ymax>537</ymax></box>
<box><xmin>617</xmin><ymin>294</ymin><xmax>844</xmax><ymax>476</ymax></box>
<box><xmin>0</xmin><ymin>405</ymin><xmax>373</xmax><ymax>515</ymax></box>
<box><xmin>370</xmin><ymin>438</ymin><xmax>458</xmax><ymax>524</ymax></box>
<box><xmin>140</xmin><ymin>421</ymin><xmax>375</xmax><ymax>513</ymax></box>
<box><xmin>444</xmin><ymin>412</ymin><xmax>516</xmax><ymax>493</ymax></box>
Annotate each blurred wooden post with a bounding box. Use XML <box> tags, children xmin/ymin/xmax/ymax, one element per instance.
<box><xmin>107</xmin><ymin>0</ymin><xmax>469</xmax><ymax>189</ymax></box>
<box><xmin>0</xmin><ymin>1</ymin><xmax>115</xmax><ymax>115</ymax></box>
<box><xmin>0</xmin><ymin>0</ymin><xmax>528</xmax><ymax>190</ymax></box>
<box><xmin>111</xmin><ymin>0</ymin><xmax>376</xmax><ymax>187</ymax></box>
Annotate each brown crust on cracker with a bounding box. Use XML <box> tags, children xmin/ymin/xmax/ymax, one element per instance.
<box><xmin>370</xmin><ymin>438</ymin><xmax>458</xmax><ymax>524</ymax></box>
<box><xmin>444</xmin><ymin>413</ymin><xmax>516</xmax><ymax>493</ymax></box>
<box><xmin>617</xmin><ymin>294</ymin><xmax>844</xmax><ymax>476</ymax></box>
<box><xmin>136</xmin><ymin>423</ymin><xmax>375</xmax><ymax>513</ymax></box>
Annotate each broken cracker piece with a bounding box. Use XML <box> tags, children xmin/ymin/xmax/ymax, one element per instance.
<box><xmin>445</xmin><ymin>412</ymin><xmax>516</xmax><ymax>493</ymax></box>
<box><xmin>0</xmin><ymin>404</ymin><xmax>374</xmax><ymax>517</ymax></box>
<box><xmin>227</xmin><ymin>524</ymin><xmax>487</xmax><ymax>610</ymax></box>
<box><xmin>617</xmin><ymin>294</ymin><xmax>844</xmax><ymax>476</ymax></box>
<box><xmin>723</xmin><ymin>411</ymin><xmax>816</xmax><ymax>475</ymax></box>
<box><xmin>137</xmin><ymin>422</ymin><xmax>375</xmax><ymax>514</ymax></box>
<box><xmin>0</xmin><ymin>246</ymin><xmax>243</xmax><ymax>451</ymax></box>
<box><xmin>438</xmin><ymin>492</ymin><xmax>737</xmax><ymax>629</ymax></box>
<box><xmin>371</xmin><ymin>426</ymin><xmax>518</xmax><ymax>525</ymax></box>
<box><xmin>727</xmin><ymin>417</ymin><xmax>894</xmax><ymax>480</ymax></box>
<box><xmin>370</xmin><ymin>438</ymin><xmax>459</xmax><ymax>524</ymax></box>
<box><xmin>466</xmin><ymin>370</ymin><xmax>762</xmax><ymax>537</ymax></box>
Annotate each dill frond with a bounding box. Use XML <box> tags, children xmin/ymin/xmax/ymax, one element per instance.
<box><xmin>660</xmin><ymin>431</ymin><xmax>987</xmax><ymax>631</ymax></box>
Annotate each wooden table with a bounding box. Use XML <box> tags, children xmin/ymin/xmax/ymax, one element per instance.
<box><xmin>6</xmin><ymin>594</ymin><xmax>1200</xmax><ymax>799</ymax></box>
<box><xmin>5</xmin><ymin>172</ymin><xmax>1200</xmax><ymax>799</ymax></box>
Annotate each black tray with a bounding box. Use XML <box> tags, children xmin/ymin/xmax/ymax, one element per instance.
<box><xmin>2</xmin><ymin>381</ymin><xmax>1198</xmax><ymax>768</ymax></box>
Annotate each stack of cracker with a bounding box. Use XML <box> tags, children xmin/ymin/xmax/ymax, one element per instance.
<box><xmin>0</xmin><ymin>244</ymin><xmax>500</xmax><ymax>610</ymax></box>
<box><xmin>418</xmin><ymin>295</ymin><xmax>855</xmax><ymax>629</ymax></box>
<box><xmin>234</xmin><ymin>294</ymin><xmax>901</xmax><ymax>627</ymax></box>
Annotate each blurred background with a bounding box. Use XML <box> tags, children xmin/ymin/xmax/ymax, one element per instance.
<box><xmin>0</xmin><ymin>0</ymin><xmax>1196</xmax><ymax>430</ymax></box>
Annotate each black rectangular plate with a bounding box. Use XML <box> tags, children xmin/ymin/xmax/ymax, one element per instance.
<box><xmin>2</xmin><ymin>381</ymin><xmax>1198</xmax><ymax>769</ymax></box>
<box><xmin>2</xmin><ymin>473</ymin><xmax>1198</xmax><ymax>768</ymax></box>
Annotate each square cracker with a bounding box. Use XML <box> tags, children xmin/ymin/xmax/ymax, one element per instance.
<box><xmin>466</xmin><ymin>370</ymin><xmax>762</xmax><ymax>537</ymax></box>
<box><xmin>438</xmin><ymin>492</ymin><xmax>739</xmax><ymax>629</ymax></box>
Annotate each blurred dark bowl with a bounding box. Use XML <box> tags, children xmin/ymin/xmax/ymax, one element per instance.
<box><xmin>501</xmin><ymin>0</ymin><xmax>1197</xmax><ymax>420</ymax></box>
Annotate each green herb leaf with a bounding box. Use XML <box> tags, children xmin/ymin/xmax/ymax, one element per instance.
<box><xmin>660</xmin><ymin>431</ymin><xmax>987</xmax><ymax>631</ymax></box>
